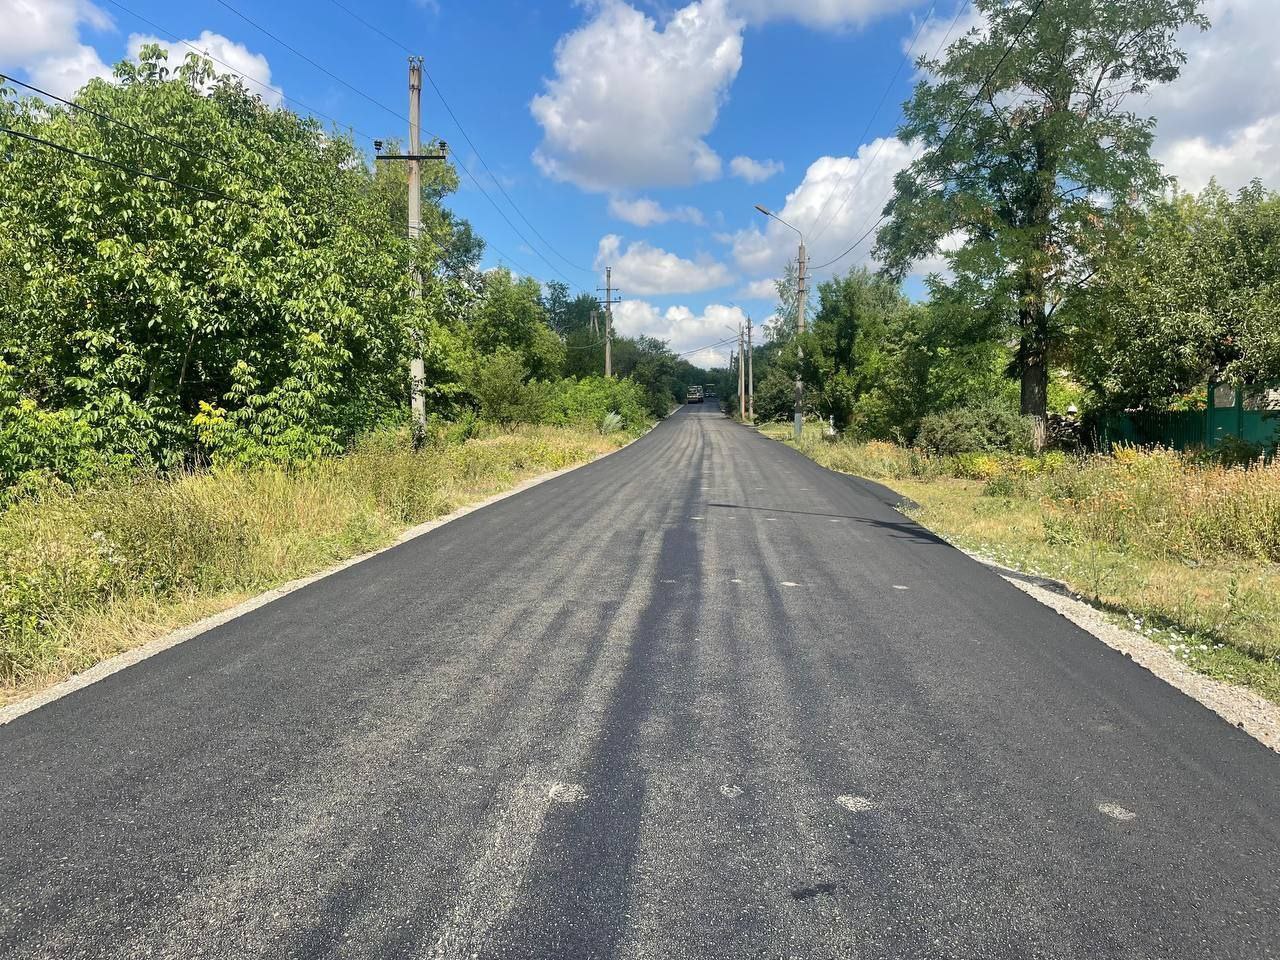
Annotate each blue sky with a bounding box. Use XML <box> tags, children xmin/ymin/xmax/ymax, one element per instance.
<box><xmin>4</xmin><ymin>0</ymin><xmax>1276</xmax><ymax>365</ymax></box>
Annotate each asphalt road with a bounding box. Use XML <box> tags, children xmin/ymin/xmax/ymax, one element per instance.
<box><xmin>2</xmin><ymin>406</ymin><xmax>1278</xmax><ymax>959</ymax></box>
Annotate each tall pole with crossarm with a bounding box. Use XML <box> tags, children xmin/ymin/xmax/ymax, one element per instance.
<box><xmin>755</xmin><ymin>204</ymin><xmax>806</xmax><ymax>440</ymax></box>
<box><xmin>376</xmin><ymin>58</ymin><xmax>447</xmax><ymax>433</ymax></box>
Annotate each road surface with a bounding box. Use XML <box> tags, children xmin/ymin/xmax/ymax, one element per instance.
<box><xmin>2</xmin><ymin>406</ymin><xmax>1277</xmax><ymax>959</ymax></box>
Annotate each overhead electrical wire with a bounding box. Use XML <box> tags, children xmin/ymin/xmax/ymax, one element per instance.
<box><xmin>0</xmin><ymin>72</ymin><xmax>279</xmax><ymax>192</ymax></box>
<box><xmin>100</xmin><ymin>0</ymin><xmax>381</xmax><ymax>146</ymax></box>
<box><xmin>805</xmin><ymin>0</ymin><xmax>943</xmax><ymax>244</ymax></box>
<box><xmin>0</xmin><ymin>125</ymin><xmax>255</xmax><ymax>206</ymax></box>
<box><xmin>209</xmin><ymin>0</ymin><xmax>593</xmax><ymax>296</ymax></box>
<box><xmin>811</xmin><ymin>0</ymin><xmax>1045</xmax><ymax>271</ymax></box>
<box><xmin>318</xmin><ymin>0</ymin><xmax>596</xmax><ymax>278</ymax></box>
<box><xmin>807</xmin><ymin>0</ymin><xmax>973</xmax><ymax>249</ymax></box>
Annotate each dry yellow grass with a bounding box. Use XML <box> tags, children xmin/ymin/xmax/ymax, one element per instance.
<box><xmin>0</xmin><ymin>424</ymin><xmax>627</xmax><ymax>705</ymax></box>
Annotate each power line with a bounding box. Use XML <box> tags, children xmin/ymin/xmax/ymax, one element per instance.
<box><xmin>675</xmin><ymin>334</ymin><xmax>739</xmax><ymax>359</ymax></box>
<box><xmin>0</xmin><ymin>125</ymin><xmax>254</xmax><ymax>206</ymax></box>
<box><xmin>210</xmin><ymin>0</ymin><xmax>587</xmax><ymax>294</ymax></box>
<box><xmin>0</xmin><ymin>72</ymin><xmax>280</xmax><ymax>192</ymax></box>
<box><xmin>209</xmin><ymin>0</ymin><xmax>443</xmax><ymax>138</ymax></box>
<box><xmin>806</xmin><ymin>0</ymin><xmax>943</xmax><ymax>244</ymax></box>
<box><xmin>809</xmin><ymin>1</ymin><xmax>971</xmax><ymax>247</ymax></box>
<box><xmin>812</xmin><ymin>0</ymin><xmax>1044</xmax><ymax>271</ymax></box>
<box><xmin>100</xmin><ymin>0</ymin><xmax>380</xmax><ymax>145</ymax></box>
<box><xmin>318</xmin><ymin>0</ymin><xmax>596</xmax><ymax>278</ymax></box>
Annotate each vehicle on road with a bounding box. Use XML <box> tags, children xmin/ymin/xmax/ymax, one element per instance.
<box><xmin>686</xmin><ymin>385</ymin><xmax>704</xmax><ymax>404</ymax></box>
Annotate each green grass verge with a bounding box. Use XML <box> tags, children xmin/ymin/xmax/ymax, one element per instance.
<box><xmin>759</xmin><ymin>422</ymin><xmax>1280</xmax><ymax>705</ymax></box>
<box><xmin>0</xmin><ymin>423</ymin><xmax>634</xmax><ymax>705</ymax></box>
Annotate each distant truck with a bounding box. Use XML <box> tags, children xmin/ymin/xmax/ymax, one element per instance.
<box><xmin>686</xmin><ymin>385</ymin><xmax>704</xmax><ymax>404</ymax></box>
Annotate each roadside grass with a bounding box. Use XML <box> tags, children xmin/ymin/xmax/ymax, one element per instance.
<box><xmin>758</xmin><ymin>422</ymin><xmax>1280</xmax><ymax>704</ymax></box>
<box><xmin>0</xmin><ymin>423</ymin><xmax>633</xmax><ymax>705</ymax></box>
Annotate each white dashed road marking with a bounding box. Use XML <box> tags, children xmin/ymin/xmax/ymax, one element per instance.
<box><xmin>892</xmin><ymin>585</ymin><xmax>909</xmax><ymax>591</ymax></box>
<box><xmin>781</xmin><ymin>582</ymin><xmax>800</xmax><ymax>588</ymax></box>
<box><xmin>719</xmin><ymin>784</ymin><xmax>744</xmax><ymax>798</ymax></box>
<box><xmin>836</xmin><ymin>795</ymin><xmax>875</xmax><ymax>813</ymax></box>
<box><xmin>1097</xmin><ymin>802</ymin><xmax>1136</xmax><ymax>822</ymax></box>
<box><xmin>547</xmin><ymin>782</ymin><xmax>587</xmax><ymax>804</ymax></box>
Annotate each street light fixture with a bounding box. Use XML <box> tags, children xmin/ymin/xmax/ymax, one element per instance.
<box><xmin>755</xmin><ymin>203</ymin><xmax>807</xmax><ymax>441</ymax></box>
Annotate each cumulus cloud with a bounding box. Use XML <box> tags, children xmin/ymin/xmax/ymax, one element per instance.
<box><xmin>1</xmin><ymin>0</ymin><xmax>113</xmax><ymax>98</ymax></box>
<box><xmin>597</xmin><ymin>234</ymin><xmax>733</xmax><ymax>295</ymax></box>
<box><xmin>608</xmin><ymin>195</ymin><xmax>705</xmax><ymax>227</ymax></box>
<box><xmin>736</xmin><ymin>277</ymin><xmax>779</xmax><ymax>300</ymax></box>
<box><xmin>907</xmin><ymin>0</ymin><xmax>1280</xmax><ymax>192</ymax></box>
<box><xmin>731</xmin><ymin>0</ymin><xmax>918</xmax><ymax>29</ymax></box>
<box><xmin>614</xmin><ymin>299</ymin><xmax>746</xmax><ymax>366</ymax></box>
<box><xmin>729</xmin><ymin>155</ymin><xmax>783</xmax><ymax>183</ymax></box>
<box><xmin>1145</xmin><ymin>0</ymin><xmax>1280</xmax><ymax>191</ymax></box>
<box><xmin>530</xmin><ymin>0</ymin><xmax>743</xmax><ymax>191</ymax></box>
<box><xmin>731</xmin><ymin>137</ymin><xmax>917</xmax><ymax>278</ymax></box>
<box><xmin>127</xmin><ymin>31</ymin><xmax>282</xmax><ymax>107</ymax></box>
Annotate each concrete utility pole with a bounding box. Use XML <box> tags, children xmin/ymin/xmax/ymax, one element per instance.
<box><xmin>795</xmin><ymin>240</ymin><xmax>807</xmax><ymax>441</ymax></box>
<box><xmin>597</xmin><ymin>268</ymin><xmax>621</xmax><ymax>378</ymax></box>
<box><xmin>407</xmin><ymin>58</ymin><xmax>425</xmax><ymax>429</ymax></box>
<box><xmin>737</xmin><ymin>323</ymin><xmax>746</xmax><ymax>420</ymax></box>
<box><xmin>375</xmin><ymin>57</ymin><xmax>447</xmax><ymax>433</ymax></box>
<box><xmin>754</xmin><ymin>204</ymin><xmax>806</xmax><ymax>440</ymax></box>
<box><xmin>746</xmin><ymin>315</ymin><xmax>754</xmax><ymax>423</ymax></box>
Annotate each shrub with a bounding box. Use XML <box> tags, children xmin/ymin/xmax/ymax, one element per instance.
<box><xmin>914</xmin><ymin>403</ymin><xmax>1035</xmax><ymax>457</ymax></box>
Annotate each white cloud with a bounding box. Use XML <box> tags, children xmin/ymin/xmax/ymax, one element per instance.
<box><xmin>729</xmin><ymin>155</ymin><xmax>783</xmax><ymax>183</ymax></box>
<box><xmin>597</xmin><ymin>234</ymin><xmax>733</xmax><ymax>294</ymax></box>
<box><xmin>530</xmin><ymin>0</ymin><xmax>743</xmax><ymax>190</ymax></box>
<box><xmin>731</xmin><ymin>137</ymin><xmax>917</xmax><ymax>278</ymax></box>
<box><xmin>0</xmin><ymin>0</ymin><xmax>112</xmax><ymax>98</ymax></box>
<box><xmin>907</xmin><ymin>0</ymin><xmax>1280</xmax><ymax>192</ymax></box>
<box><xmin>608</xmin><ymin>195</ymin><xmax>705</xmax><ymax>226</ymax></box>
<box><xmin>127</xmin><ymin>31</ymin><xmax>282</xmax><ymax>107</ymax></box>
<box><xmin>730</xmin><ymin>0</ymin><xmax>918</xmax><ymax>29</ymax></box>
<box><xmin>907</xmin><ymin>1</ymin><xmax>985</xmax><ymax>69</ymax></box>
<box><xmin>737</xmin><ymin>277</ymin><xmax>779</xmax><ymax>299</ymax></box>
<box><xmin>27</xmin><ymin>43</ymin><xmax>112</xmax><ymax>97</ymax></box>
<box><xmin>1146</xmin><ymin>0</ymin><xmax>1280</xmax><ymax>190</ymax></box>
<box><xmin>614</xmin><ymin>299</ymin><xmax>746</xmax><ymax>366</ymax></box>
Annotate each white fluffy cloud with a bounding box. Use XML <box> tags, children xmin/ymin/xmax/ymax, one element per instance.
<box><xmin>729</xmin><ymin>155</ymin><xmax>783</xmax><ymax>183</ymax></box>
<box><xmin>908</xmin><ymin>0</ymin><xmax>1280</xmax><ymax>191</ymax></box>
<box><xmin>127</xmin><ymin>31</ymin><xmax>282</xmax><ymax>107</ymax></box>
<box><xmin>608</xmin><ymin>195</ymin><xmax>705</xmax><ymax>227</ymax></box>
<box><xmin>731</xmin><ymin>0</ymin><xmax>918</xmax><ymax>29</ymax></box>
<box><xmin>1145</xmin><ymin>0</ymin><xmax>1280</xmax><ymax>190</ymax></box>
<box><xmin>737</xmin><ymin>277</ymin><xmax>779</xmax><ymax>299</ymax></box>
<box><xmin>1</xmin><ymin>0</ymin><xmax>113</xmax><ymax>97</ymax></box>
<box><xmin>614</xmin><ymin>299</ymin><xmax>746</xmax><ymax>366</ymax></box>
<box><xmin>530</xmin><ymin>0</ymin><xmax>743</xmax><ymax>190</ymax></box>
<box><xmin>597</xmin><ymin>234</ymin><xmax>733</xmax><ymax>294</ymax></box>
<box><xmin>731</xmin><ymin>137</ymin><xmax>917</xmax><ymax>278</ymax></box>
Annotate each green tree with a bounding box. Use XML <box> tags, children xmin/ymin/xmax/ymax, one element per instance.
<box><xmin>1081</xmin><ymin>181</ymin><xmax>1280</xmax><ymax>408</ymax></box>
<box><xmin>0</xmin><ymin>47</ymin><xmax>477</xmax><ymax>468</ymax></box>
<box><xmin>876</xmin><ymin>0</ymin><xmax>1207</xmax><ymax>421</ymax></box>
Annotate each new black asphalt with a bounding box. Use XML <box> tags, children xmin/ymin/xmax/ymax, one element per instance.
<box><xmin>2</xmin><ymin>406</ymin><xmax>1277</xmax><ymax>959</ymax></box>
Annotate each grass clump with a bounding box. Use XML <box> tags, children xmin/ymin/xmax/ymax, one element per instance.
<box><xmin>0</xmin><ymin>423</ymin><xmax>629</xmax><ymax>703</ymax></box>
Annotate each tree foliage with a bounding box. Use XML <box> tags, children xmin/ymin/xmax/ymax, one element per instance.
<box><xmin>876</xmin><ymin>0</ymin><xmax>1207</xmax><ymax>418</ymax></box>
<box><xmin>1080</xmin><ymin>181</ymin><xmax>1280</xmax><ymax>408</ymax></box>
<box><xmin>0</xmin><ymin>49</ymin><xmax>718</xmax><ymax>488</ymax></box>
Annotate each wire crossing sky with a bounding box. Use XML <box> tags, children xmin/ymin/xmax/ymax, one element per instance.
<box><xmin>2</xmin><ymin>0</ymin><xmax>1272</xmax><ymax>366</ymax></box>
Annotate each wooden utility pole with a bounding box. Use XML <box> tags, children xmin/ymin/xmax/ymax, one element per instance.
<box><xmin>746</xmin><ymin>315</ymin><xmax>754</xmax><ymax>422</ymax></box>
<box><xmin>597</xmin><ymin>268</ymin><xmax>621</xmax><ymax>378</ymax></box>
<box><xmin>375</xmin><ymin>57</ymin><xmax>447</xmax><ymax>432</ymax></box>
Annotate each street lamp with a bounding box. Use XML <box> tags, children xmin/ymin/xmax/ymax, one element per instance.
<box><xmin>755</xmin><ymin>204</ymin><xmax>807</xmax><ymax>441</ymax></box>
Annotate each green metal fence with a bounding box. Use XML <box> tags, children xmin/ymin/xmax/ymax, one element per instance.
<box><xmin>1092</xmin><ymin>384</ymin><xmax>1279</xmax><ymax>453</ymax></box>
